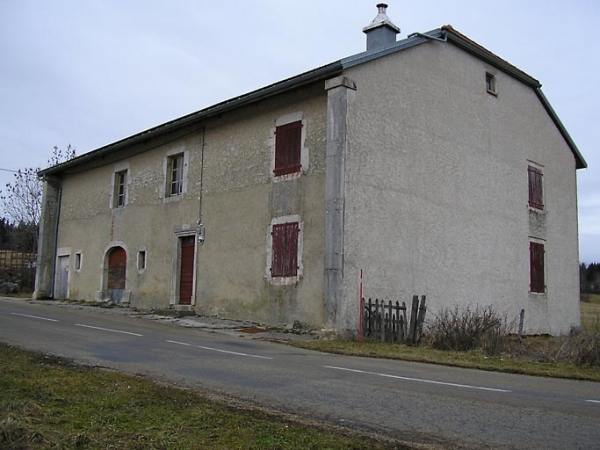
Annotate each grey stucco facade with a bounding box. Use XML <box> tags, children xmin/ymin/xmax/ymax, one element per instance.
<box><xmin>35</xmin><ymin>23</ymin><xmax>586</xmax><ymax>335</ymax></box>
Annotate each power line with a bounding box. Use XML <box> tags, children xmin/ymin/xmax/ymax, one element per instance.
<box><xmin>0</xmin><ymin>168</ymin><xmax>18</xmax><ymax>173</ymax></box>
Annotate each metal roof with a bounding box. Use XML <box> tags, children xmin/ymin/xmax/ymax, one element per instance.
<box><xmin>39</xmin><ymin>26</ymin><xmax>586</xmax><ymax>176</ymax></box>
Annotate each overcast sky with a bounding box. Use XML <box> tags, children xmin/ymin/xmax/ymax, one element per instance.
<box><xmin>0</xmin><ymin>0</ymin><xmax>598</xmax><ymax>262</ymax></box>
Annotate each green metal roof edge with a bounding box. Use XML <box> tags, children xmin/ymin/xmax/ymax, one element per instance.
<box><xmin>535</xmin><ymin>89</ymin><xmax>587</xmax><ymax>169</ymax></box>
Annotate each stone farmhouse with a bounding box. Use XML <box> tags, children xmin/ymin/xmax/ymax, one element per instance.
<box><xmin>34</xmin><ymin>5</ymin><xmax>586</xmax><ymax>335</ymax></box>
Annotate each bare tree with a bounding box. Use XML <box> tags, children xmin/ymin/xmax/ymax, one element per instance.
<box><xmin>0</xmin><ymin>145</ymin><xmax>76</xmax><ymax>252</ymax></box>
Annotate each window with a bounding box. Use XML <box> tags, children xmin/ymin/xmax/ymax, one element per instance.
<box><xmin>271</xmin><ymin>221</ymin><xmax>299</xmax><ymax>277</ymax></box>
<box><xmin>530</xmin><ymin>242</ymin><xmax>545</xmax><ymax>293</ymax></box>
<box><xmin>75</xmin><ymin>253</ymin><xmax>82</xmax><ymax>271</ymax></box>
<box><xmin>137</xmin><ymin>250</ymin><xmax>146</xmax><ymax>270</ymax></box>
<box><xmin>486</xmin><ymin>72</ymin><xmax>497</xmax><ymax>95</ymax></box>
<box><xmin>274</xmin><ymin>121</ymin><xmax>302</xmax><ymax>176</ymax></box>
<box><xmin>114</xmin><ymin>170</ymin><xmax>127</xmax><ymax>208</ymax></box>
<box><xmin>167</xmin><ymin>154</ymin><xmax>184</xmax><ymax>196</ymax></box>
<box><xmin>528</xmin><ymin>165</ymin><xmax>544</xmax><ymax>210</ymax></box>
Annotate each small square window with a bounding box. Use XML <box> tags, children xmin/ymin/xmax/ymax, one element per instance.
<box><xmin>114</xmin><ymin>170</ymin><xmax>127</xmax><ymax>208</ymax></box>
<box><xmin>138</xmin><ymin>250</ymin><xmax>146</xmax><ymax>270</ymax></box>
<box><xmin>486</xmin><ymin>72</ymin><xmax>497</xmax><ymax>95</ymax></box>
<box><xmin>167</xmin><ymin>154</ymin><xmax>184</xmax><ymax>196</ymax></box>
<box><xmin>274</xmin><ymin>121</ymin><xmax>302</xmax><ymax>177</ymax></box>
<box><xmin>75</xmin><ymin>253</ymin><xmax>82</xmax><ymax>271</ymax></box>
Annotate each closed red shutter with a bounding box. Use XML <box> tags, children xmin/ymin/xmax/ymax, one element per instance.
<box><xmin>179</xmin><ymin>236</ymin><xmax>195</xmax><ymax>304</ymax></box>
<box><xmin>271</xmin><ymin>222</ymin><xmax>299</xmax><ymax>277</ymax></box>
<box><xmin>274</xmin><ymin>121</ymin><xmax>302</xmax><ymax>176</ymax></box>
<box><xmin>528</xmin><ymin>166</ymin><xmax>543</xmax><ymax>210</ymax></box>
<box><xmin>530</xmin><ymin>242</ymin><xmax>545</xmax><ymax>293</ymax></box>
<box><xmin>107</xmin><ymin>247</ymin><xmax>126</xmax><ymax>290</ymax></box>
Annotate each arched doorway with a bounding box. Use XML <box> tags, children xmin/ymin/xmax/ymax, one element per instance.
<box><xmin>107</xmin><ymin>246</ymin><xmax>126</xmax><ymax>302</ymax></box>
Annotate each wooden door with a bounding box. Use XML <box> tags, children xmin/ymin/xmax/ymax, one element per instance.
<box><xmin>57</xmin><ymin>255</ymin><xmax>69</xmax><ymax>298</ymax></box>
<box><xmin>179</xmin><ymin>236</ymin><xmax>195</xmax><ymax>305</ymax></box>
<box><xmin>107</xmin><ymin>247</ymin><xmax>126</xmax><ymax>301</ymax></box>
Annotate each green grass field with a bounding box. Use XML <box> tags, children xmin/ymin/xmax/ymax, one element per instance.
<box><xmin>581</xmin><ymin>295</ymin><xmax>600</xmax><ymax>332</ymax></box>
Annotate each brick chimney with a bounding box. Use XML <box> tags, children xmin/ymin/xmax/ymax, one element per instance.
<box><xmin>362</xmin><ymin>3</ymin><xmax>400</xmax><ymax>51</ymax></box>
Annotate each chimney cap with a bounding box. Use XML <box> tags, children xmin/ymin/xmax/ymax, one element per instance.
<box><xmin>363</xmin><ymin>3</ymin><xmax>400</xmax><ymax>34</ymax></box>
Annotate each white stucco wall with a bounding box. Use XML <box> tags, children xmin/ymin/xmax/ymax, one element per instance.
<box><xmin>340</xmin><ymin>41</ymin><xmax>580</xmax><ymax>335</ymax></box>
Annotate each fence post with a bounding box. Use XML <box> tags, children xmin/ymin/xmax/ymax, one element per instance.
<box><xmin>409</xmin><ymin>295</ymin><xmax>419</xmax><ymax>345</ymax></box>
<box><xmin>379</xmin><ymin>300</ymin><xmax>385</xmax><ymax>342</ymax></box>
<box><xmin>518</xmin><ymin>309</ymin><xmax>525</xmax><ymax>343</ymax></box>
<box><xmin>416</xmin><ymin>295</ymin><xmax>427</xmax><ymax>344</ymax></box>
<box><xmin>358</xmin><ymin>270</ymin><xmax>363</xmax><ymax>350</ymax></box>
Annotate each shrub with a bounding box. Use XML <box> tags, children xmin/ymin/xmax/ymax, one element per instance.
<box><xmin>560</xmin><ymin>330</ymin><xmax>600</xmax><ymax>367</ymax></box>
<box><xmin>427</xmin><ymin>305</ymin><xmax>511</xmax><ymax>356</ymax></box>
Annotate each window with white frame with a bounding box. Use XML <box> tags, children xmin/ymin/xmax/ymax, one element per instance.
<box><xmin>114</xmin><ymin>170</ymin><xmax>127</xmax><ymax>208</ymax></box>
<box><xmin>137</xmin><ymin>250</ymin><xmax>146</xmax><ymax>271</ymax></box>
<box><xmin>167</xmin><ymin>153</ymin><xmax>184</xmax><ymax>197</ymax></box>
<box><xmin>270</xmin><ymin>112</ymin><xmax>307</xmax><ymax>181</ymax></box>
<box><xmin>266</xmin><ymin>215</ymin><xmax>303</xmax><ymax>284</ymax></box>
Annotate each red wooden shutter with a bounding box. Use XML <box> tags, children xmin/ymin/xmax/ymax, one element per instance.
<box><xmin>274</xmin><ymin>121</ymin><xmax>302</xmax><ymax>176</ymax></box>
<box><xmin>530</xmin><ymin>242</ymin><xmax>545</xmax><ymax>293</ymax></box>
<box><xmin>528</xmin><ymin>166</ymin><xmax>543</xmax><ymax>210</ymax></box>
<box><xmin>271</xmin><ymin>222</ymin><xmax>299</xmax><ymax>277</ymax></box>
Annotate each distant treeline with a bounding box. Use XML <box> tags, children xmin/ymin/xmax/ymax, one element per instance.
<box><xmin>0</xmin><ymin>218</ymin><xmax>37</xmax><ymax>254</ymax></box>
<box><xmin>580</xmin><ymin>262</ymin><xmax>600</xmax><ymax>294</ymax></box>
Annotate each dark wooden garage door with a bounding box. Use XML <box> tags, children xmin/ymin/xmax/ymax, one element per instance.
<box><xmin>179</xmin><ymin>236</ymin><xmax>195</xmax><ymax>305</ymax></box>
<box><xmin>107</xmin><ymin>247</ymin><xmax>126</xmax><ymax>290</ymax></box>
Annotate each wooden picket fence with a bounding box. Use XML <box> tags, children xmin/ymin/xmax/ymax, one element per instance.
<box><xmin>362</xmin><ymin>295</ymin><xmax>426</xmax><ymax>345</ymax></box>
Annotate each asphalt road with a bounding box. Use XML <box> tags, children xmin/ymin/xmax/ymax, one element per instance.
<box><xmin>0</xmin><ymin>298</ymin><xmax>598</xmax><ymax>449</ymax></box>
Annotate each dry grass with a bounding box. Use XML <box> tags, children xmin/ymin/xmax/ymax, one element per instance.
<box><xmin>581</xmin><ymin>297</ymin><xmax>600</xmax><ymax>332</ymax></box>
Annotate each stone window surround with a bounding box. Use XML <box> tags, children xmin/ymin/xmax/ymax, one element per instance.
<box><xmin>162</xmin><ymin>148</ymin><xmax>189</xmax><ymax>202</ymax></box>
<box><xmin>265</xmin><ymin>214</ymin><xmax>304</xmax><ymax>286</ymax></box>
<box><xmin>109</xmin><ymin>162</ymin><xmax>130</xmax><ymax>210</ymax></box>
<box><xmin>269</xmin><ymin>112</ymin><xmax>308</xmax><ymax>182</ymax></box>
<box><xmin>529</xmin><ymin>237</ymin><xmax>546</xmax><ymax>296</ymax></box>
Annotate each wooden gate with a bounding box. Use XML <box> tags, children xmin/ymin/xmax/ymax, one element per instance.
<box><xmin>362</xmin><ymin>295</ymin><xmax>427</xmax><ymax>345</ymax></box>
<box><xmin>179</xmin><ymin>236</ymin><xmax>195</xmax><ymax>305</ymax></box>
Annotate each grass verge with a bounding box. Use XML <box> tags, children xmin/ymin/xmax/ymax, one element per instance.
<box><xmin>289</xmin><ymin>339</ymin><xmax>600</xmax><ymax>381</ymax></box>
<box><xmin>290</xmin><ymin>301</ymin><xmax>600</xmax><ymax>383</ymax></box>
<box><xmin>0</xmin><ymin>344</ymin><xmax>405</xmax><ymax>450</ymax></box>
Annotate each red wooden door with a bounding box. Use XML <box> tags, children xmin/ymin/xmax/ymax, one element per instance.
<box><xmin>107</xmin><ymin>247</ymin><xmax>126</xmax><ymax>290</ymax></box>
<box><xmin>179</xmin><ymin>237</ymin><xmax>195</xmax><ymax>305</ymax></box>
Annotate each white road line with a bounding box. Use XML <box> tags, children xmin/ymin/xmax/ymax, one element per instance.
<box><xmin>197</xmin><ymin>345</ymin><xmax>273</xmax><ymax>360</ymax></box>
<box><xmin>11</xmin><ymin>312</ymin><xmax>58</xmax><ymax>322</ymax></box>
<box><xmin>166</xmin><ymin>340</ymin><xmax>192</xmax><ymax>346</ymax></box>
<box><xmin>75</xmin><ymin>324</ymin><xmax>143</xmax><ymax>337</ymax></box>
<box><xmin>166</xmin><ymin>340</ymin><xmax>272</xmax><ymax>360</ymax></box>
<box><xmin>585</xmin><ymin>400</ymin><xmax>600</xmax><ymax>404</ymax></box>
<box><xmin>325</xmin><ymin>366</ymin><xmax>511</xmax><ymax>393</ymax></box>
